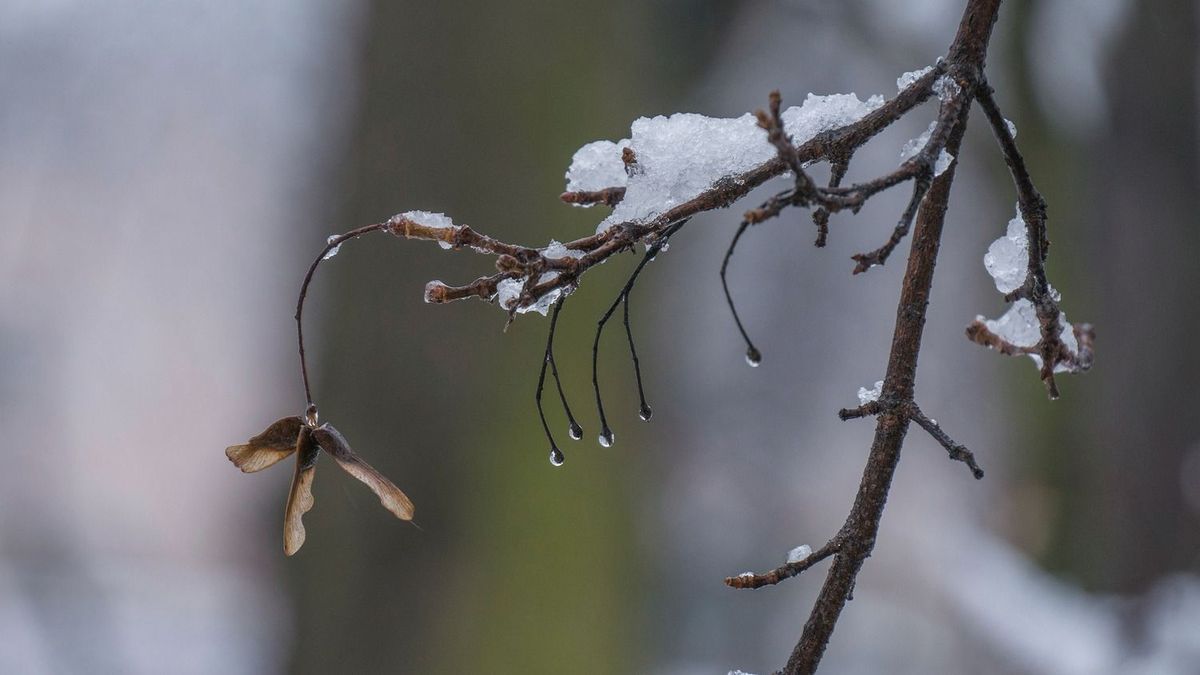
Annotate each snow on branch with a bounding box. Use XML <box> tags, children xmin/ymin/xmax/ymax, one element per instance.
<box><xmin>966</xmin><ymin>83</ymin><xmax>1095</xmax><ymax>398</ymax></box>
<box><xmin>225</xmin><ymin>2</ymin><xmax>1095</xmax><ymax>672</ymax></box>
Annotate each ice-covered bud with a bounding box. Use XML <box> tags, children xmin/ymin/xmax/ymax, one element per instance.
<box><xmin>388</xmin><ymin>210</ymin><xmax>457</xmax><ymax>249</ymax></box>
<box><xmin>423</xmin><ymin>280</ymin><xmax>450</xmax><ymax>304</ymax></box>
<box><xmin>495</xmin><ymin>254</ymin><xmax>521</xmax><ymax>274</ymax></box>
<box><xmin>786</xmin><ymin>544</ymin><xmax>813</xmax><ymax>564</ymax></box>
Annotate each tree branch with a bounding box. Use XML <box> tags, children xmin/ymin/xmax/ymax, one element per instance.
<box><xmin>778</xmin><ymin>3</ymin><xmax>1001</xmax><ymax>671</ymax></box>
<box><xmin>252</xmin><ymin>2</ymin><xmax>1098</xmax><ymax>673</ymax></box>
<box><xmin>971</xmin><ymin>82</ymin><xmax>1094</xmax><ymax>397</ymax></box>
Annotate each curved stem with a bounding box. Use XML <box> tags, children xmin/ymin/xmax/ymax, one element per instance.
<box><xmin>622</xmin><ymin>282</ymin><xmax>650</xmax><ymax>419</ymax></box>
<box><xmin>591</xmin><ymin>220</ymin><xmax>688</xmax><ymax>442</ymax></box>
<box><xmin>536</xmin><ymin>296</ymin><xmax>576</xmax><ymax>459</ymax></box>
<box><xmin>720</xmin><ymin>219</ymin><xmax>761</xmax><ymax>364</ymax></box>
<box><xmin>295</xmin><ymin>222</ymin><xmax>388</xmax><ymax>406</ymax></box>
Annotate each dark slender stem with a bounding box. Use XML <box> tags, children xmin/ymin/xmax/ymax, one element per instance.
<box><xmin>782</xmin><ymin>3</ymin><xmax>1002</xmax><ymax>668</ymax></box>
<box><xmin>720</xmin><ymin>219</ymin><xmax>761</xmax><ymax>365</ymax></box>
<box><xmin>812</xmin><ymin>158</ymin><xmax>849</xmax><ymax>247</ymax></box>
<box><xmin>851</xmin><ymin>175</ymin><xmax>932</xmax><ymax>273</ymax></box>
<box><xmin>295</xmin><ymin>222</ymin><xmax>387</xmax><ymax>406</ymax></box>
<box><xmin>547</xmin><ymin>301</ymin><xmax>582</xmax><ymax>439</ymax></box>
<box><xmin>906</xmin><ymin>403</ymin><xmax>984</xmax><ymax>479</ymax></box>
<box><xmin>971</xmin><ymin>82</ymin><xmax>1092</xmax><ymax>397</ymax></box>
<box><xmin>592</xmin><ymin>221</ymin><xmax>687</xmax><ymax>443</ymax></box>
<box><xmin>622</xmin><ymin>283</ymin><xmax>651</xmax><ymax>420</ymax></box>
<box><xmin>536</xmin><ymin>297</ymin><xmax>574</xmax><ymax>461</ymax></box>
<box><xmin>725</xmin><ymin>539</ymin><xmax>842</xmax><ymax>590</ymax></box>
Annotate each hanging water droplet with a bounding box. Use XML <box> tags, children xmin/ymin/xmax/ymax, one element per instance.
<box><xmin>549</xmin><ymin>447</ymin><xmax>565</xmax><ymax>466</ymax></box>
<box><xmin>639</xmin><ymin>404</ymin><xmax>653</xmax><ymax>422</ymax></box>
<box><xmin>745</xmin><ymin>347</ymin><xmax>762</xmax><ymax>368</ymax></box>
<box><xmin>598</xmin><ymin>428</ymin><xmax>614</xmax><ymax>448</ymax></box>
<box><xmin>304</xmin><ymin>403</ymin><xmax>319</xmax><ymax>427</ymax></box>
<box><xmin>568</xmin><ymin>422</ymin><xmax>583</xmax><ymax>441</ymax></box>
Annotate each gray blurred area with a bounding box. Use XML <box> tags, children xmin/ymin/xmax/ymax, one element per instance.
<box><xmin>1</xmin><ymin>1</ymin><xmax>1197</xmax><ymax>674</ymax></box>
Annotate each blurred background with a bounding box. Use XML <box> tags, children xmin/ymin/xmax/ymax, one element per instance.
<box><xmin>2</xmin><ymin>0</ymin><xmax>1197</xmax><ymax>673</ymax></box>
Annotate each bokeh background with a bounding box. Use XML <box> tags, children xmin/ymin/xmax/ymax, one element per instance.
<box><xmin>2</xmin><ymin>0</ymin><xmax>1198</xmax><ymax>673</ymax></box>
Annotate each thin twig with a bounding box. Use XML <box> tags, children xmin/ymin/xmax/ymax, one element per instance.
<box><xmin>906</xmin><ymin>403</ymin><xmax>984</xmax><ymax>479</ymax></box>
<box><xmin>295</xmin><ymin>222</ymin><xmax>388</xmax><ymax>406</ymax></box>
<box><xmin>850</xmin><ymin>73</ymin><xmax>967</xmax><ymax>273</ymax></box>
<box><xmin>720</xmin><ymin>219</ymin><xmax>762</xmax><ymax>366</ymax></box>
<box><xmin>811</xmin><ymin>158</ymin><xmax>850</xmax><ymax>247</ymax></box>
<box><xmin>725</xmin><ymin>539</ymin><xmax>842</xmax><ymax>590</ymax></box>
<box><xmin>592</xmin><ymin>220</ymin><xmax>688</xmax><ymax>446</ymax></box>
<box><xmin>417</xmin><ymin>68</ymin><xmax>946</xmax><ymax>312</ymax></box>
<box><xmin>622</xmin><ymin>278</ymin><xmax>653</xmax><ymax>422</ymax></box>
<box><xmin>971</xmin><ymin>82</ymin><xmax>1093</xmax><ymax>397</ymax></box>
<box><xmin>837</xmin><ymin>401</ymin><xmax>882</xmax><ymax>421</ymax></box>
<box><xmin>536</xmin><ymin>297</ymin><xmax>577</xmax><ymax>465</ymax></box>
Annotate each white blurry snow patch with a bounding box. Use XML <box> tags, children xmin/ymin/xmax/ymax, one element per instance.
<box><xmin>1006</xmin><ymin>118</ymin><xmax>1018</xmax><ymax>139</ymax></box>
<box><xmin>568</xmin><ymin>92</ymin><xmax>885</xmax><ymax>234</ymax></box>
<box><xmin>737</xmin><ymin>571</ymin><xmax>754</xmax><ymax>579</ymax></box>
<box><xmin>900</xmin><ymin>121</ymin><xmax>954</xmax><ymax>177</ymax></box>
<box><xmin>786</xmin><ymin>544</ymin><xmax>812</xmax><ymax>564</ymax></box>
<box><xmin>401</xmin><ymin>210</ymin><xmax>455</xmax><ymax>249</ymax></box>
<box><xmin>937</xmin><ymin>524</ymin><xmax>1200</xmax><ymax>675</ymax></box>
<box><xmin>857</xmin><ymin>380</ymin><xmax>883</xmax><ymax>405</ymax></box>
<box><xmin>564</xmin><ymin>139</ymin><xmax>632</xmax><ymax>195</ymax></box>
<box><xmin>896</xmin><ymin>66</ymin><xmax>933</xmax><ymax>91</ymax></box>
<box><xmin>322</xmin><ymin>234</ymin><xmax>341</xmax><ymax>260</ymax></box>
<box><xmin>728</xmin><ymin>671</ymin><xmax>759</xmax><ymax>675</ymax></box>
<box><xmin>983</xmin><ymin>208</ymin><xmax>1029</xmax><ymax>294</ymax></box>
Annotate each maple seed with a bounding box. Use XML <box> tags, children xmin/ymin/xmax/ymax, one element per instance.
<box><xmin>225</xmin><ymin>415</ymin><xmax>415</xmax><ymax>556</ymax></box>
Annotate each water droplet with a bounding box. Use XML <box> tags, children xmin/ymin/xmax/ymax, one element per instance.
<box><xmin>304</xmin><ymin>403</ymin><xmax>319</xmax><ymax>427</ymax></box>
<box><xmin>568</xmin><ymin>422</ymin><xmax>583</xmax><ymax>441</ymax></box>
<box><xmin>639</xmin><ymin>404</ymin><xmax>653</xmax><ymax>422</ymax></box>
<box><xmin>745</xmin><ymin>347</ymin><xmax>762</xmax><ymax>368</ymax></box>
<box><xmin>549</xmin><ymin>447</ymin><xmax>565</xmax><ymax>466</ymax></box>
<box><xmin>598</xmin><ymin>428</ymin><xmax>614</xmax><ymax>448</ymax></box>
